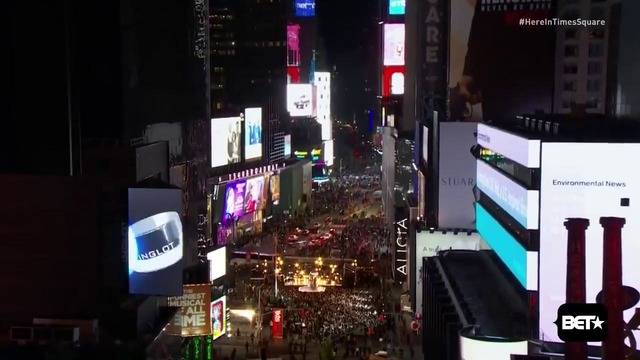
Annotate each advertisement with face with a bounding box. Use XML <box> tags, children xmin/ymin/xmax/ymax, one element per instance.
<box><xmin>244</xmin><ymin>108</ymin><xmax>262</xmax><ymax>161</ymax></box>
<box><xmin>383</xmin><ymin>24</ymin><xmax>404</xmax><ymax>66</ymax></box>
<box><xmin>382</xmin><ymin>66</ymin><xmax>405</xmax><ymax>96</ymax></box>
<box><xmin>389</xmin><ymin>0</ymin><xmax>405</xmax><ymax>15</ymax></box>
<box><xmin>211</xmin><ymin>117</ymin><xmax>242</xmax><ymax>167</ymax></box>
<box><xmin>223</xmin><ymin>180</ymin><xmax>246</xmax><ymax>220</ymax></box>
<box><xmin>207</xmin><ymin>247</ymin><xmax>226</xmax><ymax>282</ymax></box>
<box><xmin>448</xmin><ymin>0</ymin><xmax>554</xmax><ymax>121</ymax></box>
<box><xmin>166</xmin><ymin>284</ymin><xmax>212</xmax><ymax>337</ymax></box>
<box><xmin>539</xmin><ymin>143</ymin><xmax>640</xmax><ymax>344</ymax></box>
<box><xmin>211</xmin><ymin>296</ymin><xmax>227</xmax><ymax>340</ymax></box>
<box><xmin>270</xmin><ymin>174</ymin><xmax>281</xmax><ymax>204</ymax></box>
<box><xmin>287</xmin><ymin>84</ymin><xmax>314</xmax><ymax>117</ymax></box>
<box><xmin>244</xmin><ymin>176</ymin><xmax>265</xmax><ymax>214</ymax></box>
<box><xmin>128</xmin><ymin>188</ymin><xmax>183</xmax><ymax>296</ymax></box>
<box><xmin>437</xmin><ymin>122</ymin><xmax>478</xmax><ymax>229</ymax></box>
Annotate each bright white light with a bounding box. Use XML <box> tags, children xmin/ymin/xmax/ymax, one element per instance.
<box><xmin>230</xmin><ymin>309</ymin><xmax>256</xmax><ymax>322</ymax></box>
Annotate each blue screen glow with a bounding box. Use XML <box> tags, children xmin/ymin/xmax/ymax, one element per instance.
<box><xmin>476</xmin><ymin>203</ymin><xmax>528</xmax><ymax>288</ymax></box>
<box><xmin>389</xmin><ymin>0</ymin><xmax>405</xmax><ymax>15</ymax></box>
<box><xmin>295</xmin><ymin>0</ymin><xmax>315</xmax><ymax>17</ymax></box>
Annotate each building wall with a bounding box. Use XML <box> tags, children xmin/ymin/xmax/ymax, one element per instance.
<box><xmin>615</xmin><ymin>0</ymin><xmax>640</xmax><ymax>116</ymax></box>
<box><xmin>135</xmin><ymin>142</ymin><xmax>170</xmax><ymax>183</ymax></box>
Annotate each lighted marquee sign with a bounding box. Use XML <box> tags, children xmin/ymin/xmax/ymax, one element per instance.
<box><xmin>389</xmin><ymin>0</ymin><xmax>405</xmax><ymax>15</ymax></box>
<box><xmin>476</xmin><ymin>160</ymin><xmax>539</xmax><ymax>229</ymax></box>
<box><xmin>477</xmin><ymin>124</ymin><xmax>541</xmax><ymax>168</ymax></box>
<box><xmin>394</xmin><ymin>217</ymin><xmax>408</xmax><ymax>281</ymax></box>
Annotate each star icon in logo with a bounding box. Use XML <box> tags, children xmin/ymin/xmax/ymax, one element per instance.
<box><xmin>592</xmin><ymin>317</ymin><xmax>605</xmax><ymax>329</ymax></box>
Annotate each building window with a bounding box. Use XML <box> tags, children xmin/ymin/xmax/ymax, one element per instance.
<box><xmin>586</xmin><ymin>98</ymin><xmax>601</xmax><ymax>109</ymax></box>
<box><xmin>587</xmin><ymin>79</ymin><xmax>602</xmax><ymax>92</ymax></box>
<box><xmin>565</xmin><ymin>29</ymin><xmax>578</xmax><ymax>40</ymax></box>
<box><xmin>563</xmin><ymin>80</ymin><xmax>577</xmax><ymax>92</ymax></box>
<box><xmin>563</xmin><ymin>63</ymin><xmax>578</xmax><ymax>74</ymax></box>
<box><xmin>587</xmin><ymin>61</ymin><xmax>603</xmax><ymax>75</ymax></box>
<box><xmin>564</xmin><ymin>45</ymin><xmax>579</xmax><ymax>57</ymax></box>
<box><xmin>588</xmin><ymin>43</ymin><xmax>603</xmax><ymax>57</ymax></box>
<box><xmin>589</xmin><ymin>29</ymin><xmax>605</xmax><ymax>40</ymax></box>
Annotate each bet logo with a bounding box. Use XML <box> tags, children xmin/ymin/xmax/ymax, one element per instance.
<box><xmin>554</xmin><ymin>303</ymin><xmax>608</xmax><ymax>342</ymax></box>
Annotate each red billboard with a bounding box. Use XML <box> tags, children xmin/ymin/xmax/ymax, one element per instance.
<box><xmin>287</xmin><ymin>25</ymin><xmax>300</xmax><ymax>67</ymax></box>
<box><xmin>382</xmin><ymin>66</ymin><xmax>405</xmax><ymax>96</ymax></box>
<box><xmin>271</xmin><ymin>308</ymin><xmax>284</xmax><ymax>338</ymax></box>
<box><xmin>287</xmin><ymin>67</ymin><xmax>300</xmax><ymax>84</ymax></box>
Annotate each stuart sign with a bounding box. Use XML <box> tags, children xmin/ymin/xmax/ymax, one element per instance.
<box><xmin>395</xmin><ymin>217</ymin><xmax>408</xmax><ymax>281</ymax></box>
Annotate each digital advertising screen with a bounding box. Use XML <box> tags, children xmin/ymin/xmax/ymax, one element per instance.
<box><xmin>389</xmin><ymin>0</ymin><xmax>405</xmax><ymax>15</ymax></box>
<box><xmin>477</xmin><ymin>124</ymin><xmax>541</xmax><ymax>168</ymax></box>
<box><xmin>211</xmin><ymin>117</ymin><xmax>242</xmax><ymax>168</ymax></box>
<box><xmin>262</xmin><ymin>174</ymin><xmax>270</xmax><ymax>210</ymax></box>
<box><xmin>207</xmin><ymin>247</ymin><xmax>226</xmax><ymax>282</ymax></box>
<box><xmin>244</xmin><ymin>176</ymin><xmax>265</xmax><ymax>214</ymax></box>
<box><xmin>539</xmin><ymin>142</ymin><xmax>640</xmax><ymax>344</ymax></box>
<box><xmin>383</xmin><ymin>24</ymin><xmax>404</xmax><ymax>66</ymax></box>
<box><xmin>211</xmin><ymin>296</ymin><xmax>227</xmax><ymax>340</ymax></box>
<box><xmin>166</xmin><ymin>284</ymin><xmax>212</xmax><ymax>337</ymax></box>
<box><xmin>459</xmin><ymin>335</ymin><xmax>528</xmax><ymax>360</ymax></box>
<box><xmin>244</xmin><ymin>108</ymin><xmax>262</xmax><ymax>161</ymax></box>
<box><xmin>223</xmin><ymin>180</ymin><xmax>246</xmax><ymax>220</ymax></box>
<box><xmin>294</xmin><ymin>0</ymin><xmax>315</xmax><ymax>17</ymax></box>
<box><xmin>128</xmin><ymin>188</ymin><xmax>183</xmax><ymax>296</ymax></box>
<box><xmin>284</xmin><ymin>135</ymin><xmax>292</xmax><ymax>158</ymax></box>
<box><xmin>383</xmin><ymin>66</ymin><xmax>405</xmax><ymax>96</ymax></box>
<box><xmin>323</xmin><ymin>140</ymin><xmax>334</xmax><ymax>167</ymax></box>
<box><xmin>270</xmin><ymin>173</ymin><xmax>280</xmax><ymax>204</ymax></box>
<box><xmin>287</xmin><ymin>84</ymin><xmax>314</xmax><ymax>117</ymax></box>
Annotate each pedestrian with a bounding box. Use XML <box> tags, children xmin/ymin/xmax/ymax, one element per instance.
<box><xmin>236</xmin><ymin>328</ymin><xmax>241</xmax><ymax>337</ymax></box>
<box><xmin>231</xmin><ymin>347</ymin><xmax>236</xmax><ymax>360</ymax></box>
<box><xmin>245</xmin><ymin>340</ymin><xmax>250</xmax><ymax>354</ymax></box>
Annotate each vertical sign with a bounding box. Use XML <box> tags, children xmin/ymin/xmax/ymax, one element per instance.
<box><xmin>394</xmin><ymin>206</ymin><xmax>409</xmax><ymax>282</ymax></box>
<box><xmin>422</xmin><ymin>0</ymin><xmax>446</xmax><ymax>119</ymax></box>
<box><xmin>272</xmin><ymin>308</ymin><xmax>284</xmax><ymax>338</ymax></box>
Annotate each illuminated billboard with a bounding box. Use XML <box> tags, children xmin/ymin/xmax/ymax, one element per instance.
<box><xmin>207</xmin><ymin>247</ymin><xmax>226</xmax><ymax>282</ymax></box>
<box><xmin>287</xmin><ymin>24</ymin><xmax>300</xmax><ymax>68</ymax></box>
<box><xmin>287</xmin><ymin>84</ymin><xmax>314</xmax><ymax>117</ymax></box>
<box><xmin>211</xmin><ymin>117</ymin><xmax>242</xmax><ymax>168</ymax></box>
<box><xmin>166</xmin><ymin>284</ymin><xmax>212</xmax><ymax>337</ymax></box>
<box><xmin>284</xmin><ymin>135</ymin><xmax>292</xmax><ymax>158</ymax></box>
<box><xmin>539</xmin><ymin>142</ymin><xmax>640</xmax><ymax>344</ymax></box>
<box><xmin>389</xmin><ymin>0</ymin><xmax>405</xmax><ymax>15</ymax></box>
<box><xmin>223</xmin><ymin>180</ymin><xmax>246</xmax><ymax>220</ymax></box>
<box><xmin>382</xmin><ymin>66</ymin><xmax>405</xmax><ymax>96</ymax></box>
<box><xmin>244</xmin><ymin>108</ymin><xmax>262</xmax><ymax>161</ymax></box>
<box><xmin>294</xmin><ymin>0</ymin><xmax>315</xmax><ymax>17</ymax></box>
<box><xmin>287</xmin><ymin>67</ymin><xmax>300</xmax><ymax>84</ymax></box>
<box><xmin>211</xmin><ymin>296</ymin><xmax>227</xmax><ymax>340</ymax></box>
<box><xmin>270</xmin><ymin>173</ymin><xmax>280</xmax><ymax>204</ymax></box>
<box><xmin>128</xmin><ymin>188</ymin><xmax>183</xmax><ymax>296</ymax></box>
<box><xmin>383</xmin><ymin>24</ymin><xmax>404</xmax><ymax>66</ymax></box>
<box><xmin>323</xmin><ymin>140</ymin><xmax>334</xmax><ymax>167</ymax></box>
<box><xmin>314</xmin><ymin>72</ymin><xmax>332</xmax><ymax>141</ymax></box>
<box><xmin>244</xmin><ymin>176</ymin><xmax>265</xmax><ymax>214</ymax></box>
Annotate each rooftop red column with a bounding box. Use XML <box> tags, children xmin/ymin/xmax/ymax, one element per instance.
<box><xmin>600</xmin><ymin>217</ymin><xmax>626</xmax><ymax>360</ymax></box>
<box><xmin>564</xmin><ymin>218</ymin><xmax>590</xmax><ymax>360</ymax></box>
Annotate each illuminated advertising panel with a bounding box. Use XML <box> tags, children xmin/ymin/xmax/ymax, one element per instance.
<box><xmin>271</xmin><ymin>308</ymin><xmax>284</xmax><ymax>338</ymax></box>
<box><xmin>389</xmin><ymin>0</ymin><xmax>405</xmax><ymax>15</ymax></box>
<box><xmin>394</xmin><ymin>207</ymin><xmax>409</xmax><ymax>282</ymax></box>
<box><xmin>323</xmin><ymin>140</ymin><xmax>334</xmax><ymax>167</ymax></box>
<box><xmin>459</xmin><ymin>335</ymin><xmax>528</xmax><ymax>360</ymax></box>
<box><xmin>211</xmin><ymin>117</ymin><xmax>242</xmax><ymax>167</ymax></box>
<box><xmin>128</xmin><ymin>188</ymin><xmax>183</xmax><ymax>296</ymax></box>
<box><xmin>476</xmin><ymin>203</ymin><xmax>538</xmax><ymax>290</ymax></box>
<box><xmin>211</xmin><ymin>296</ymin><xmax>227</xmax><ymax>340</ymax></box>
<box><xmin>476</xmin><ymin>160</ymin><xmax>539</xmax><ymax>229</ymax></box>
<box><xmin>383</xmin><ymin>24</ymin><xmax>404</xmax><ymax>66</ymax></box>
<box><xmin>477</xmin><ymin>124</ymin><xmax>541</xmax><ymax>168</ymax></box>
<box><xmin>314</xmin><ymin>72</ymin><xmax>332</xmax><ymax>141</ymax></box>
<box><xmin>287</xmin><ymin>67</ymin><xmax>300</xmax><ymax>84</ymax></box>
<box><xmin>382</xmin><ymin>66</ymin><xmax>405</xmax><ymax>96</ymax></box>
<box><xmin>287</xmin><ymin>25</ymin><xmax>300</xmax><ymax>52</ymax></box>
<box><xmin>270</xmin><ymin>174</ymin><xmax>280</xmax><ymax>204</ymax></box>
<box><xmin>294</xmin><ymin>0</ymin><xmax>315</xmax><ymax>17</ymax></box>
<box><xmin>287</xmin><ymin>84</ymin><xmax>314</xmax><ymax>117</ymax></box>
<box><xmin>421</xmin><ymin>126</ymin><xmax>428</xmax><ymax>163</ymax></box>
<box><xmin>284</xmin><ymin>135</ymin><xmax>292</xmax><ymax>158</ymax></box>
<box><xmin>166</xmin><ymin>284</ymin><xmax>212</xmax><ymax>337</ymax></box>
<box><xmin>223</xmin><ymin>180</ymin><xmax>246</xmax><ymax>220</ymax></box>
<box><xmin>539</xmin><ymin>142</ymin><xmax>640</xmax><ymax>344</ymax></box>
<box><xmin>207</xmin><ymin>247</ymin><xmax>226</xmax><ymax>282</ymax></box>
<box><xmin>244</xmin><ymin>176</ymin><xmax>265</xmax><ymax>214</ymax></box>
<box><xmin>244</xmin><ymin>108</ymin><xmax>262</xmax><ymax>161</ymax></box>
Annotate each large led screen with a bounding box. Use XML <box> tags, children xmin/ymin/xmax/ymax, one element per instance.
<box><xmin>477</xmin><ymin>124</ymin><xmax>541</xmax><ymax>168</ymax></box>
<box><xmin>244</xmin><ymin>176</ymin><xmax>265</xmax><ymax>214</ymax></box>
<box><xmin>207</xmin><ymin>247</ymin><xmax>226</xmax><ymax>282</ymax></box>
<box><xmin>323</xmin><ymin>140</ymin><xmax>334</xmax><ymax>167</ymax></box>
<box><xmin>383</xmin><ymin>24</ymin><xmax>404</xmax><ymax>66</ymax></box>
<box><xmin>284</xmin><ymin>135</ymin><xmax>292</xmax><ymax>158</ymax></box>
<box><xmin>223</xmin><ymin>180</ymin><xmax>246</xmax><ymax>220</ymax></box>
<box><xmin>382</xmin><ymin>66</ymin><xmax>405</xmax><ymax>96</ymax></box>
<box><xmin>128</xmin><ymin>188</ymin><xmax>183</xmax><ymax>296</ymax></box>
<box><xmin>244</xmin><ymin>108</ymin><xmax>262</xmax><ymax>161</ymax></box>
<box><xmin>211</xmin><ymin>117</ymin><xmax>242</xmax><ymax>168</ymax></box>
<box><xmin>166</xmin><ymin>284</ymin><xmax>212</xmax><ymax>337</ymax></box>
<box><xmin>287</xmin><ymin>84</ymin><xmax>314</xmax><ymax>117</ymax></box>
<box><xmin>460</xmin><ymin>335</ymin><xmax>528</xmax><ymax>360</ymax></box>
<box><xmin>270</xmin><ymin>174</ymin><xmax>280</xmax><ymax>204</ymax></box>
<box><xmin>539</xmin><ymin>142</ymin><xmax>640</xmax><ymax>344</ymax></box>
<box><xmin>211</xmin><ymin>296</ymin><xmax>227</xmax><ymax>340</ymax></box>
<box><xmin>294</xmin><ymin>0</ymin><xmax>315</xmax><ymax>17</ymax></box>
<box><xmin>389</xmin><ymin>0</ymin><xmax>405</xmax><ymax>15</ymax></box>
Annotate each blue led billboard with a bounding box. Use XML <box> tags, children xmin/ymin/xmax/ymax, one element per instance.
<box><xmin>475</xmin><ymin>203</ymin><xmax>528</xmax><ymax>288</ymax></box>
<box><xmin>294</xmin><ymin>0</ymin><xmax>315</xmax><ymax>17</ymax></box>
<box><xmin>389</xmin><ymin>0</ymin><xmax>405</xmax><ymax>15</ymax></box>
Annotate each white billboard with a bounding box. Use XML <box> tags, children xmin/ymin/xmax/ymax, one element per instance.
<box><xmin>476</xmin><ymin>160</ymin><xmax>539</xmax><ymax>229</ymax></box>
<box><xmin>211</xmin><ymin>117</ymin><xmax>242</xmax><ymax>168</ymax></box>
<box><xmin>459</xmin><ymin>335</ymin><xmax>528</xmax><ymax>360</ymax></box>
<box><xmin>539</xmin><ymin>142</ymin><xmax>640</xmax><ymax>343</ymax></box>
<box><xmin>287</xmin><ymin>84</ymin><xmax>314</xmax><ymax>117</ymax></box>
<box><xmin>477</xmin><ymin>124</ymin><xmax>541</xmax><ymax>168</ymax></box>
<box><xmin>323</xmin><ymin>140</ymin><xmax>334</xmax><ymax>166</ymax></box>
<box><xmin>207</xmin><ymin>247</ymin><xmax>226</xmax><ymax>282</ymax></box>
<box><xmin>414</xmin><ymin>232</ymin><xmax>482</xmax><ymax>313</ymax></box>
<box><xmin>383</xmin><ymin>24</ymin><xmax>404</xmax><ymax>66</ymax></box>
<box><xmin>315</xmin><ymin>72</ymin><xmax>332</xmax><ymax>141</ymax></box>
<box><xmin>244</xmin><ymin>108</ymin><xmax>262</xmax><ymax>161</ymax></box>
<box><xmin>438</xmin><ymin>122</ymin><xmax>478</xmax><ymax>229</ymax></box>
<box><xmin>284</xmin><ymin>135</ymin><xmax>292</xmax><ymax>158</ymax></box>
<box><xmin>421</xmin><ymin>126</ymin><xmax>428</xmax><ymax>163</ymax></box>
